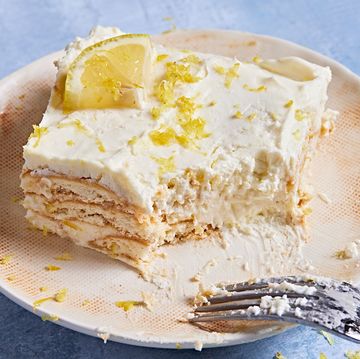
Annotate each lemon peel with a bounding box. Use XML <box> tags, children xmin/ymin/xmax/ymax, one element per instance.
<box><xmin>29</xmin><ymin>125</ymin><xmax>48</xmax><ymax>148</ymax></box>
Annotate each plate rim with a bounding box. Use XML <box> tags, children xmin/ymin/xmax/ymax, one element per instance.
<box><xmin>0</xmin><ymin>28</ymin><xmax>359</xmax><ymax>349</ymax></box>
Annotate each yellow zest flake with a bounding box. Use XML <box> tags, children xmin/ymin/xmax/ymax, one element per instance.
<box><xmin>95</xmin><ymin>138</ymin><xmax>106</xmax><ymax>152</ymax></box>
<box><xmin>156</xmin><ymin>54</ymin><xmax>169</xmax><ymax>62</ymax></box>
<box><xmin>208</xmin><ymin>101</ymin><xmax>216</xmax><ymax>107</ymax></box>
<box><xmin>319</xmin><ymin>353</ymin><xmax>327</xmax><ymax>359</ymax></box>
<box><xmin>243</xmin><ymin>84</ymin><xmax>267</xmax><ymax>92</ymax></box>
<box><xmin>6</xmin><ymin>275</ymin><xmax>15</xmax><ymax>282</ymax></box>
<box><xmin>54</xmin><ymin>288</ymin><xmax>67</xmax><ymax>302</ymax></box>
<box><xmin>66</xmin><ymin>140</ymin><xmax>75</xmax><ymax>146</ymax></box>
<box><xmin>214</xmin><ymin>65</ymin><xmax>226</xmax><ymax>75</ymax></box>
<box><xmin>166</xmin><ymin>61</ymin><xmax>201</xmax><ymax>84</ymax></box>
<box><xmin>41</xmin><ymin>314</ymin><xmax>59</xmax><ymax>322</ymax></box>
<box><xmin>224</xmin><ymin>62</ymin><xmax>240</xmax><ymax>89</ymax></box>
<box><xmin>292</xmin><ymin>129</ymin><xmax>301</xmax><ymax>141</ymax></box>
<box><xmin>63</xmin><ymin>220</ymin><xmax>82</xmax><ymax>231</ymax></box>
<box><xmin>45</xmin><ymin>265</ymin><xmax>61</xmax><ymax>271</ymax></box>
<box><xmin>33</xmin><ymin>288</ymin><xmax>67</xmax><ymax>309</ymax></box>
<box><xmin>303</xmin><ymin>207</ymin><xmax>313</xmax><ymax>215</ymax></box>
<box><xmin>155</xmin><ymin>79</ymin><xmax>175</xmax><ymax>105</ymax></box>
<box><xmin>81</xmin><ymin>299</ymin><xmax>90</xmax><ymax>306</ymax></box>
<box><xmin>29</xmin><ymin>125</ymin><xmax>48</xmax><ymax>148</ymax></box>
<box><xmin>54</xmin><ymin>252</ymin><xmax>72</xmax><ymax>261</ymax></box>
<box><xmin>284</xmin><ymin>100</ymin><xmax>294</xmax><ymax>108</ymax></box>
<box><xmin>345</xmin><ymin>351</ymin><xmax>360</xmax><ymax>359</ymax></box>
<box><xmin>33</xmin><ymin>297</ymin><xmax>53</xmax><ymax>309</ymax></box>
<box><xmin>335</xmin><ymin>250</ymin><xmax>350</xmax><ymax>260</ymax></box>
<box><xmin>252</xmin><ymin>55</ymin><xmax>262</xmax><ymax>64</ymax></box>
<box><xmin>179</xmin><ymin>116</ymin><xmax>211</xmax><ymax>142</ymax></box>
<box><xmin>233</xmin><ymin>111</ymin><xmax>243</xmax><ymax>119</ymax></box>
<box><xmin>149</xmin><ymin>126</ymin><xmax>178</xmax><ymax>146</ymax></box>
<box><xmin>152</xmin><ymin>155</ymin><xmax>176</xmax><ymax>176</ymax></box>
<box><xmin>57</xmin><ymin>119</ymin><xmax>89</xmax><ymax>134</ymax></box>
<box><xmin>176</xmin><ymin>96</ymin><xmax>202</xmax><ymax>118</ymax></box>
<box><xmin>128</xmin><ymin>136</ymin><xmax>138</xmax><ymax>145</ymax></box>
<box><xmin>180</xmin><ymin>54</ymin><xmax>202</xmax><ymax>65</ymax></box>
<box><xmin>42</xmin><ymin>225</ymin><xmax>48</xmax><ymax>237</ymax></box>
<box><xmin>150</xmin><ymin>106</ymin><xmax>161</xmax><ymax>120</ymax></box>
<box><xmin>0</xmin><ymin>255</ymin><xmax>12</xmax><ymax>265</ymax></box>
<box><xmin>110</xmin><ymin>242</ymin><xmax>117</xmax><ymax>254</ymax></box>
<box><xmin>269</xmin><ymin>112</ymin><xmax>278</xmax><ymax>121</ymax></box>
<box><xmin>175</xmin><ymin>343</ymin><xmax>182</xmax><ymax>349</ymax></box>
<box><xmin>246</xmin><ymin>113</ymin><xmax>256</xmax><ymax>122</ymax></box>
<box><xmin>39</xmin><ymin>287</ymin><xmax>48</xmax><ymax>292</ymax></box>
<box><xmin>274</xmin><ymin>352</ymin><xmax>286</xmax><ymax>359</ymax></box>
<box><xmin>295</xmin><ymin>109</ymin><xmax>306</xmax><ymax>121</ymax></box>
<box><xmin>320</xmin><ymin>330</ymin><xmax>335</xmax><ymax>345</ymax></box>
<box><xmin>115</xmin><ymin>300</ymin><xmax>143</xmax><ymax>312</ymax></box>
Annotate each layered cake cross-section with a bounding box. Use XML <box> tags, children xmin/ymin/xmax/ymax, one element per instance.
<box><xmin>21</xmin><ymin>27</ymin><xmax>336</xmax><ymax>271</ymax></box>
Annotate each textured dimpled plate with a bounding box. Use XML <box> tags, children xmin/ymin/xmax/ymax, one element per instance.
<box><xmin>0</xmin><ymin>30</ymin><xmax>359</xmax><ymax>349</ymax></box>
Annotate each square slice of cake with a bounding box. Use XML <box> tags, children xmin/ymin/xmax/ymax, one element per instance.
<box><xmin>21</xmin><ymin>27</ymin><xmax>335</xmax><ymax>272</ymax></box>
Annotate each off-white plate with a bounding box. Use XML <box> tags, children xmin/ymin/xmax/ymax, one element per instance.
<box><xmin>0</xmin><ymin>30</ymin><xmax>359</xmax><ymax>349</ymax></box>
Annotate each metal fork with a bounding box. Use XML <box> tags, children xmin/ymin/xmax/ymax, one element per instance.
<box><xmin>189</xmin><ymin>276</ymin><xmax>360</xmax><ymax>343</ymax></box>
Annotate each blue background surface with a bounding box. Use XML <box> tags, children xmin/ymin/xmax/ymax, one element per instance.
<box><xmin>0</xmin><ymin>0</ymin><xmax>359</xmax><ymax>358</ymax></box>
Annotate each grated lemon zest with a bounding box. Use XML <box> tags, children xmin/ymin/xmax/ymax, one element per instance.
<box><xmin>128</xmin><ymin>136</ymin><xmax>138</xmax><ymax>145</ymax></box>
<box><xmin>208</xmin><ymin>101</ymin><xmax>216</xmax><ymax>107</ymax></box>
<box><xmin>224</xmin><ymin>63</ymin><xmax>240</xmax><ymax>89</ymax></box>
<box><xmin>66</xmin><ymin>140</ymin><xmax>75</xmax><ymax>146</ymax></box>
<box><xmin>150</xmin><ymin>106</ymin><xmax>161</xmax><ymax>120</ymax></box>
<box><xmin>149</xmin><ymin>125</ymin><xmax>178</xmax><ymax>146</ymax></box>
<box><xmin>234</xmin><ymin>111</ymin><xmax>243</xmax><ymax>119</ymax></box>
<box><xmin>95</xmin><ymin>138</ymin><xmax>106</xmax><ymax>152</ymax></box>
<box><xmin>214</xmin><ymin>65</ymin><xmax>226</xmax><ymax>75</ymax></box>
<box><xmin>0</xmin><ymin>255</ymin><xmax>12</xmax><ymax>265</ymax></box>
<box><xmin>320</xmin><ymin>330</ymin><xmax>335</xmax><ymax>345</ymax></box>
<box><xmin>115</xmin><ymin>300</ymin><xmax>143</xmax><ymax>312</ymax></box>
<box><xmin>180</xmin><ymin>54</ymin><xmax>202</xmax><ymax>65</ymax></box>
<box><xmin>335</xmin><ymin>250</ymin><xmax>350</xmax><ymax>260</ymax></box>
<box><xmin>252</xmin><ymin>55</ymin><xmax>262</xmax><ymax>64</ymax></box>
<box><xmin>39</xmin><ymin>287</ymin><xmax>48</xmax><ymax>292</ymax></box>
<box><xmin>269</xmin><ymin>112</ymin><xmax>278</xmax><ymax>121</ymax></box>
<box><xmin>42</xmin><ymin>225</ymin><xmax>48</xmax><ymax>237</ymax></box>
<box><xmin>54</xmin><ymin>288</ymin><xmax>67</xmax><ymax>302</ymax></box>
<box><xmin>63</xmin><ymin>220</ymin><xmax>82</xmax><ymax>231</ymax></box>
<box><xmin>41</xmin><ymin>314</ymin><xmax>59</xmax><ymax>322</ymax></box>
<box><xmin>246</xmin><ymin>113</ymin><xmax>256</xmax><ymax>122</ymax></box>
<box><xmin>29</xmin><ymin>125</ymin><xmax>48</xmax><ymax>148</ymax></box>
<box><xmin>295</xmin><ymin>109</ymin><xmax>306</xmax><ymax>121</ymax></box>
<box><xmin>156</xmin><ymin>54</ymin><xmax>169</xmax><ymax>62</ymax></box>
<box><xmin>243</xmin><ymin>84</ymin><xmax>267</xmax><ymax>92</ymax></box>
<box><xmin>274</xmin><ymin>352</ymin><xmax>286</xmax><ymax>359</ymax></box>
<box><xmin>81</xmin><ymin>299</ymin><xmax>90</xmax><ymax>306</ymax></box>
<box><xmin>45</xmin><ymin>265</ymin><xmax>61</xmax><ymax>271</ymax></box>
<box><xmin>320</xmin><ymin>353</ymin><xmax>327</xmax><ymax>359</ymax></box>
<box><xmin>7</xmin><ymin>275</ymin><xmax>15</xmax><ymax>282</ymax></box>
<box><xmin>345</xmin><ymin>351</ymin><xmax>360</xmax><ymax>359</ymax></box>
<box><xmin>284</xmin><ymin>100</ymin><xmax>294</xmax><ymax>108</ymax></box>
<box><xmin>57</xmin><ymin>119</ymin><xmax>89</xmax><ymax>134</ymax></box>
<box><xmin>54</xmin><ymin>252</ymin><xmax>72</xmax><ymax>261</ymax></box>
<box><xmin>175</xmin><ymin>343</ymin><xmax>182</xmax><ymax>349</ymax></box>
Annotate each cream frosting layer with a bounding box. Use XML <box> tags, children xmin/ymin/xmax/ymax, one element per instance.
<box><xmin>23</xmin><ymin>27</ymin><xmax>333</xmax><ymax>228</ymax></box>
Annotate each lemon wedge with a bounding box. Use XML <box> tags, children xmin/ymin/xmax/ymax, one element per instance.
<box><xmin>63</xmin><ymin>34</ymin><xmax>152</xmax><ymax>111</ymax></box>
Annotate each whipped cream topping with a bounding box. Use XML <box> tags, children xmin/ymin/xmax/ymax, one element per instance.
<box><xmin>23</xmin><ymin>27</ymin><xmax>332</xmax><ymax>224</ymax></box>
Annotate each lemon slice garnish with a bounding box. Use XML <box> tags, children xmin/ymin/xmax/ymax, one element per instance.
<box><xmin>63</xmin><ymin>34</ymin><xmax>152</xmax><ymax>111</ymax></box>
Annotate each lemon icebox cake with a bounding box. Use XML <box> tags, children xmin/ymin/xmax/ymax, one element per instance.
<box><xmin>21</xmin><ymin>27</ymin><xmax>336</xmax><ymax>272</ymax></box>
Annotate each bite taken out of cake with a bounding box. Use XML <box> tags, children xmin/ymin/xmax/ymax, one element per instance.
<box><xmin>21</xmin><ymin>27</ymin><xmax>337</xmax><ymax>272</ymax></box>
